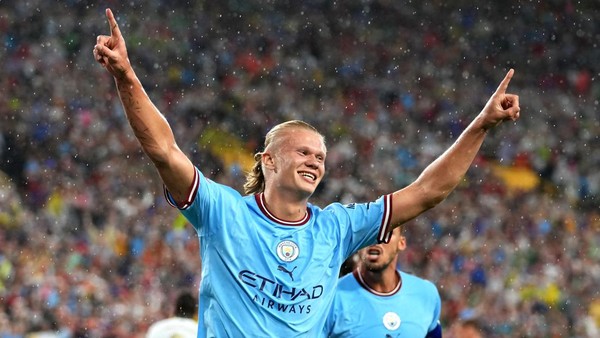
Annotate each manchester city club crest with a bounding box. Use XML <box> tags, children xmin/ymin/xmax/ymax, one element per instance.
<box><xmin>276</xmin><ymin>240</ymin><xmax>299</xmax><ymax>262</ymax></box>
<box><xmin>382</xmin><ymin>312</ymin><xmax>401</xmax><ymax>331</ymax></box>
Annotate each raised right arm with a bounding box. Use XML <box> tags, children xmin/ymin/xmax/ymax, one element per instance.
<box><xmin>93</xmin><ymin>8</ymin><xmax>194</xmax><ymax>204</ymax></box>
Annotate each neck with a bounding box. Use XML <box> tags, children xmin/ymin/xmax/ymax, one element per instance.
<box><xmin>359</xmin><ymin>265</ymin><xmax>401</xmax><ymax>294</ymax></box>
<box><xmin>261</xmin><ymin>189</ymin><xmax>309</xmax><ymax>222</ymax></box>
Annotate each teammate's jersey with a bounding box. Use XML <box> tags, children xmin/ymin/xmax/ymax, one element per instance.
<box><xmin>166</xmin><ymin>168</ymin><xmax>393</xmax><ymax>338</ymax></box>
<box><xmin>325</xmin><ymin>270</ymin><xmax>441</xmax><ymax>338</ymax></box>
<box><xmin>145</xmin><ymin>317</ymin><xmax>198</xmax><ymax>338</ymax></box>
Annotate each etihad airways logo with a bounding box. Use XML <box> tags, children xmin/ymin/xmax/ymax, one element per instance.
<box><xmin>238</xmin><ymin>269</ymin><xmax>323</xmax><ymax>314</ymax></box>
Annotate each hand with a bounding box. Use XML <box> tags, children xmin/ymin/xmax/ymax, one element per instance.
<box><xmin>93</xmin><ymin>8</ymin><xmax>131</xmax><ymax>80</ymax></box>
<box><xmin>479</xmin><ymin>69</ymin><xmax>521</xmax><ymax>130</ymax></box>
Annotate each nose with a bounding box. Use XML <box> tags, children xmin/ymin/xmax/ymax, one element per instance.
<box><xmin>305</xmin><ymin>155</ymin><xmax>320</xmax><ymax>169</ymax></box>
<box><xmin>306</xmin><ymin>162</ymin><xmax>318</xmax><ymax>169</ymax></box>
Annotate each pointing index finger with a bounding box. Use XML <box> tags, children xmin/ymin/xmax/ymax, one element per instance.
<box><xmin>495</xmin><ymin>68</ymin><xmax>514</xmax><ymax>94</ymax></box>
<box><xmin>106</xmin><ymin>8</ymin><xmax>121</xmax><ymax>39</ymax></box>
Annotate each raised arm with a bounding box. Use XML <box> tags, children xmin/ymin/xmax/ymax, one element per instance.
<box><xmin>390</xmin><ymin>69</ymin><xmax>520</xmax><ymax>227</ymax></box>
<box><xmin>93</xmin><ymin>8</ymin><xmax>195</xmax><ymax>204</ymax></box>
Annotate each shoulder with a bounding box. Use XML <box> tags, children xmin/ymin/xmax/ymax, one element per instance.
<box><xmin>331</xmin><ymin>272</ymin><xmax>361</xmax><ymax>312</ymax></box>
<box><xmin>335</xmin><ymin>271</ymin><xmax>360</xmax><ymax>292</ymax></box>
<box><xmin>400</xmin><ymin>271</ymin><xmax>438</xmax><ymax>294</ymax></box>
<box><xmin>309</xmin><ymin>201</ymin><xmax>361</xmax><ymax>221</ymax></box>
<box><xmin>317</xmin><ymin>201</ymin><xmax>372</xmax><ymax>219</ymax></box>
<box><xmin>196</xmin><ymin>169</ymin><xmax>243</xmax><ymax>197</ymax></box>
<box><xmin>316</xmin><ymin>201</ymin><xmax>343</xmax><ymax>213</ymax></box>
<box><xmin>321</xmin><ymin>200</ymin><xmax>376</xmax><ymax>212</ymax></box>
<box><xmin>321</xmin><ymin>197</ymin><xmax>391</xmax><ymax>217</ymax></box>
<box><xmin>210</xmin><ymin>176</ymin><xmax>244</xmax><ymax>198</ymax></box>
<box><xmin>306</xmin><ymin>202</ymin><xmax>343</xmax><ymax>224</ymax></box>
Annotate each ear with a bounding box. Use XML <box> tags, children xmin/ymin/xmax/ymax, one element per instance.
<box><xmin>397</xmin><ymin>235</ymin><xmax>407</xmax><ymax>252</ymax></box>
<box><xmin>262</xmin><ymin>152</ymin><xmax>277</xmax><ymax>171</ymax></box>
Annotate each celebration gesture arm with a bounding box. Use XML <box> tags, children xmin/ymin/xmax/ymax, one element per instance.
<box><xmin>390</xmin><ymin>69</ymin><xmax>520</xmax><ymax>227</ymax></box>
<box><xmin>93</xmin><ymin>9</ymin><xmax>195</xmax><ymax>204</ymax></box>
<box><xmin>93</xmin><ymin>9</ymin><xmax>132</xmax><ymax>81</ymax></box>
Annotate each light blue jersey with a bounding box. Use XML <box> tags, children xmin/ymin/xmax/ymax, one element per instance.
<box><xmin>325</xmin><ymin>269</ymin><xmax>442</xmax><ymax>338</ymax></box>
<box><xmin>166</xmin><ymin>168</ymin><xmax>393</xmax><ymax>337</ymax></box>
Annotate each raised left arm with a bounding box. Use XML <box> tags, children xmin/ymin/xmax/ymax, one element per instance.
<box><xmin>390</xmin><ymin>69</ymin><xmax>520</xmax><ymax>227</ymax></box>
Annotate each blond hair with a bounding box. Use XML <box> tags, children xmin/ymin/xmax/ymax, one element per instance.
<box><xmin>243</xmin><ymin>120</ymin><xmax>324</xmax><ymax>195</ymax></box>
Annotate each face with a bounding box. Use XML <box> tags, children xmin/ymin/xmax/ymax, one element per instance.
<box><xmin>263</xmin><ymin>127</ymin><xmax>326</xmax><ymax>199</ymax></box>
<box><xmin>359</xmin><ymin>227</ymin><xmax>406</xmax><ymax>272</ymax></box>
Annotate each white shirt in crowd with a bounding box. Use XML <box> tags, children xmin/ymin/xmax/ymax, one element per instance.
<box><xmin>145</xmin><ymin>317</ymin><xmax>197</xmax><ymax>338</ymax></box>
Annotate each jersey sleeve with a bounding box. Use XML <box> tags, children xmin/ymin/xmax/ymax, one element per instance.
<box><xmin>164</xmin><ymin>166</ymin><xmax>243</xmax><ymax>235</ymax></box>
<box><xmin>164</xmin><ymin>166</ymin><xmax>200</xmax><ymax>210</ymax></box>
<box><xmin>327</xmin><ymin>193</ymin><xmax>393</xmax><ymax>259</ymax></box>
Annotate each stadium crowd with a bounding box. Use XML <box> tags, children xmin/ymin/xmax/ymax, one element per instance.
<box><xmin>0</xmin><ymin>1</ymin><xmax>598</xmax><ymax>337</ymax></box>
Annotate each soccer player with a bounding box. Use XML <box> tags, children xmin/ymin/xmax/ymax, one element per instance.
<box><xmin>93</xmin><ymin>8</ymin><xmax>520</xmax><ymax>337</ymax></box>
<box><xmin>146</xmin><ymin>291</ymin><xmax>198</xmax><ymax>338</ymax></box>
<box><xmin>325</xmin><ymin>227</ymin><xmax>442</xmax><ymax>337</ymax></box>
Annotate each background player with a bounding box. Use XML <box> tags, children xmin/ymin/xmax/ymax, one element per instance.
<box><xmin>325</xmin><ymin>227</ymin><xmax>441</xmax><ymax>337</ymax></box>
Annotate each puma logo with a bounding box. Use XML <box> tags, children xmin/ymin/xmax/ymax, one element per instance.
<box><xmin>277</xmin><ymin>265</ymin><xmax>297</xmax><ymax>281</ymax></box>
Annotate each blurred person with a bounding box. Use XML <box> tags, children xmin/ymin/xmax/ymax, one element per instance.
<box><xmin>146</xmin><ymin>291</ymin><xmax>198</xmax><ymax>338</ymax></box>
<box><xmin>325</xmin><ymin>227</ymin><xmax>442</xmax><ymax>337</ymax></box>
<box><xmin>446</xmin><ymin>319</ymin><xmax>483</xmax><ymax>338</ymax></box>
<box><xmin>93</xmin><ymin>7</ymin><xmax>520</xmax><ymax>337</ymax></box>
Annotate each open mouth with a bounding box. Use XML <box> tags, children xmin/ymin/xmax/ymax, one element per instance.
<box><xmin>299</xmin><ymin>171</ymin><xmax>316</xmax><ymax>182</ymax></box>
<box><xmin>365</xmin><ymin>247</ymin><xmax>382</xmax><ymax>259</ymax></box>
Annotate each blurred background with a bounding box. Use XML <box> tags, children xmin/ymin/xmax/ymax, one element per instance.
<box><xmin>0</xmin><ymin>0</ymin><xmax>598</xmax><ymax>337</ymax></box>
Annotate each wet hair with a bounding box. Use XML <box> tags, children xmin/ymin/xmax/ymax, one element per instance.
<box><xmin>174</xmin><ymin>291</ymin><xmax>197</xmax><ymax>318</ymax></box>
<box><xmin>243</xmin><ymin>120</ymin><xmax>324</xmax><ymax>195</ymax></box>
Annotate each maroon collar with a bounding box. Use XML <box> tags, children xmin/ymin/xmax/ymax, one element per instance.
<box><xmin>353</xmin><ymin>268</ymin><xmax>402</xmax><ymax>296</ymax></box>
<box><xmin>255</xmin><ymin>193</ymin><xmax>310</xmax><ymax>226</ymax></box>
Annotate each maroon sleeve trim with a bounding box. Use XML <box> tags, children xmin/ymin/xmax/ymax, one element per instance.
<box><xmin>376</xmin><ymin>193</ymin><xmax>393</xmax><ymax>244</ymax></box>
<box><xmin>164</xmin><ymin>168</ymin><xmax>199</xmax><ymax>210</ymax></box>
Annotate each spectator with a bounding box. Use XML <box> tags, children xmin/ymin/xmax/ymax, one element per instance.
<box><xmin>145</xmin><ymin>291</ymin><xmax>197</xmax><ymax>338</ymax></box>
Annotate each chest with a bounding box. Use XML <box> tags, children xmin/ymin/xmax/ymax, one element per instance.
<box><xmin>337</xmin><ymin>291</ymin><xmax>434</xmax><ymax>337</ymax></box>
<box><xmin>206</xmin><ymin>211</ymin><xmax>340</xmax><ymax>288</ymax></box>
